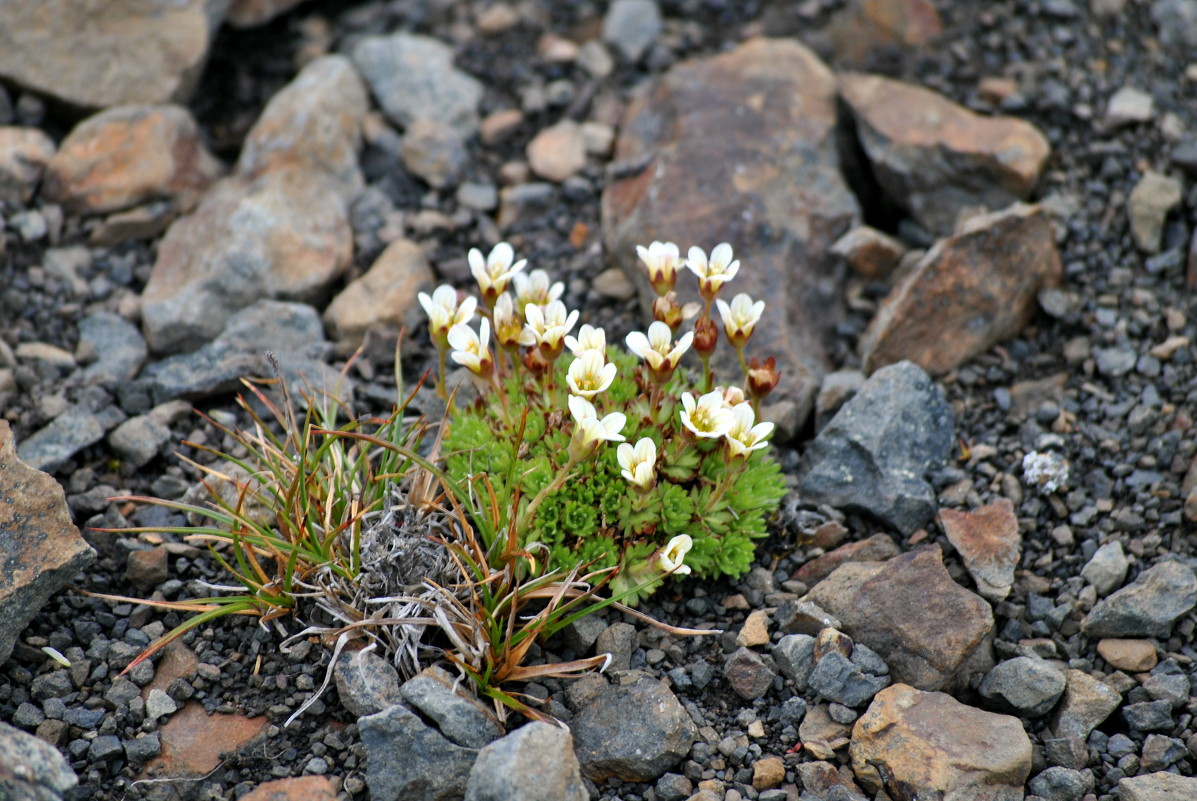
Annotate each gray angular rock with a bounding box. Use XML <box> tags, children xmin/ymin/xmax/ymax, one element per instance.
<box><xmin>1152</xmin><ymin>0</ymin><xmax>1197</xmax><ymax>49</ymax></box>
<box><xmin>1123</xmin><ymin>700</ymin><xmax>1173</xmax><ymax>731</ymax></box>
<box><xmin>464</xmin><ymin>721</ymin><xmax>587</xmax><ymax>801</ymax></box>
<box><xmin>595</xmin><ymin>621</ymin><xmax>637</xmax><ymax>672</ymax></box>
<box><xmin>107</xmin><ymin>415</ymin><xmax>173</xmax><ymax>468</ymax></box>
<box><xmin>1050</xmin><ymin>669</ymin><xmax>1122</xmax><ymax>741</ymax></box>
<box><xmin>808</xmin><ymin>651</ymin><xmax>889</xmax><ymax>707</ymax></box>
<box><xmin>570</xmin><ymin>676</ymin><xmax>696</xmax><ymax>782</ymax></box>
<box><xmin>797</xmin><ymin>361</ymin><xmax>954</xmax><ymax>535</ymax></box>
<box><xmin>723</xmin><ymin>647</ymin><xmax>777</xmax><ymax>700</ymax></box>
<box><xmin>15</xmin><ymin>393</ymin><xmax>126</xmax><ymax>475</ymax></box>
<box><xmin>1080</xmin><ymin>541</ymin><xmax>1129</xmax><ymax>596</ymax></box>
<box><xmin>1028</xmin><ymin>767</ymin><xmax>1093</xmax><ymax>801</ymax></box>
<box><xmin>359</xmin><ymin>704</ymin><xmax>478</xmax><ymax>801</ymax></box>
<box><xmin>401</xmin><ymin>118</ymin><xmax>468</xmax><ymax>189</ymax></box>
<box><xmin>772</xmin><ymin>634</ymin><xmax>817</xmax><ymax>691</ymax></box>
<box><xmin>1128</xmin><ymin>171</ymin><xmax>1183</xmax><ymax>254</ymax></box>
<box><xmin>400</xmin><ymin>666</ymin><xmax>504</xmax><ymax>749</ymax></box>
<box><xmin>334</xmin><ymin>648</ymin><xmax>404</xmax><ymax>719</ymax></box>
<box><xmin>0</xmin><ymin>720</ymin><xmax>77</xmax><ymax>799</ymax></box>
<box><xmin>352</xmin><ymin>33</ymin><xmax>483</xmax><ymax>137</ymax></box>
<box><xmin>1119</xmin><ymin>771</ymin><xmax>1197</xmax><ymax>801</ymax></box>
<box><xmin>602</xmin><ymin>0</ymin><xmax>662</xmax><ymax>62</ymax></box>
<box><xmin>1081</xmin><ymin>560</ymin><xmax>1197</xmax><ymax>638</ymax></box>
<box><xmin>979</xmin><ymin>657</ymin><xmax>1066</xmax><ymax>717</ymax></box>
<box><xmin>77</xmin><ymin>312</ymin><xmax>147</xmax><ymax>386</ymax></box>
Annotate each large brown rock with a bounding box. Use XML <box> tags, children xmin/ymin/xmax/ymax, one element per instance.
<box><xmin>939</xmin><ymin>499</ymin><xmax>1021</xmax><ymax>602</ymax></box>
<box><xmin>840</xmin><ymin>73</ymin><xmax>1050</xmax><ymax>235</ymax></box>
<box><xmin>851</xmin><ymin>684</ymin><xmax>1032</xmax><ymax>801</ymax></box>
<box><xmin>860</xmin><ymin>203</ymin><xmax>1062</xmax><ymax>375</ymax></box>
<box><xmin>43</xmin><ymin>105</ymin><xmax>223</xmax><ymax>215</ymax></box>
<box><xmin>0</xmin><ymin>0</ymin><xmax>223</xmax><ymax>109</ymax></box>
<box><xmin>0</xmin><ymin>421</ymin><xmax>96</xmax><ymax>666</ymax></box>
<box><xmin>323</xmin><ymin>239</ymin><xmax>434</xmax><ymax>345</ymax></box>
<box><xmin>808</xmin><ymin>546</ymin><xmax>994</xmax><ymax>693</ymax></box>
<box><xmin>602</xmin><ymin>37</ymin><xmax>861</xmax><ymax>434</ymax></box>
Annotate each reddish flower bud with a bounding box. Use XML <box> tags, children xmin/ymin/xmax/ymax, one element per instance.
<box><xmin>747</xmin><ymin>356</ymin><xmax>781</xmax><ymax>400</ymax></box>
<box><xmin>693</xmin><ymin>317</ymin><xmax>719</xmax><ymax>358</ymax></box>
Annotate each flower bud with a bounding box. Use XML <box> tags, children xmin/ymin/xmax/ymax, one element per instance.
<box><xmin>747</xmin><ymin>356</ymin><xmax>781</xmax><ymax>401</ymax></box>
<box><xmin>693</xmin><ymin>317</ymin><xmax>718</xmax><ymax>358</ymax></box>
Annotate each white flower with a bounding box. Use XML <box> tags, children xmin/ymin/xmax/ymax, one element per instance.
<box><xmin>567</xmin><ymin>351</ymin><xmax>618</xmax><ymax>399</ymax></box>
<box><xmin>492</xmin><ymin>292</ymin><xmax>526</xmax><ymax>348</ymax></box>
<box><xmin>725</xmin><ymin>402</ymin><xmax>774</xmax><ymax>458</ymax></box>
<box><xmin>617</xmin><ymin>438</ymin><xmax>657</xmax><ymax>489</ymax></box>
<box><xmin>523</xmin><ymin>300</ymin><xmax>579</xmax><ymax>354</ymax></box>
<box><xmin>686</xmin><ymin>243</ymin><xmax>740</xmax><ymax>296</ymax></box>
<box><xmin>564</xmin><ymin>324</ymin><xmax>607</xmax><ymax>358</ymax></box>
<box><xmin>448</xmin><ymin>317</ymin><xmax>493</xmax><ymax>376</ymax></box>
<box><xmin>512</xmin><ymin>269</ymin><xmax>564</xmax><ymax>311</ymax></box>
<box><xmin>625</xmin><ymin>321</ymin><xmax>693</xmax><ymax>373</ymax></box>
<box><xmin>679</xmin><ymin>390</ymin><xmax>735</xmax><ymax>439</ymax></box>
<box><xmin>568</xmin><ymin>395</ymin><xmax>626</xmax><ymax>448</ymax></box>
<box><xmin>656</xmin><ymin>534</ymin><xmax>693</xmax><ymax>576</ymax></box>
<box><xmin>636</xmin><ymin>241</ymin><xmax>682</xmax><ymax>293</ymax></box>
<box><xmin>418</xmin><ymin>284</ymin><xmax>477</xmax><ymax>341</ymax></box>
<box><xmin>469</xmin><ymin>242</ymin><xmax>526</xmax><ymax>299</ymax></box>
<box><xmin>715</xmin><ymin>293</ymin><xmax>765</xmax><ymax>346</ymax></box>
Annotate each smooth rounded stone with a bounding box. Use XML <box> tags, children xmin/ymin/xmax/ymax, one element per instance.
<box><xmin>43</xmin><ymin>105</ymin><xmax>222</xmax><ymax>215</ymax></box>
<box><xmin>14</xmin><ymin>389</ymin><xmax>126</xmax><ymax>474</ymax></box>
<box><xmin>333</xmin><ymin>648</ymin><xmax>403</xmax><ymax>719</ymax></box>
<box><xmin>839</xmin><ymin>74</ymin><xmax>1050</xmax><ymax>235</ymax></box>
<box><xmin>938</xmin><ymin>498</ymin><xmax>1020</xmax><ymax>601</ymax></box>
<box><xmin>752</xmin><ymin>755</ymin><xmax>786</xmax><ymax>791</ymax></box>
<box><xmin>979</xmin><ymin>657</ymin><xmax>1066</xmax><ymax>717</ymax></box>
<box><xmin>15</xmin><ymin>342</ymin><xmax>75</xmax><ymax>370</ymax></box>
<box><xmin>772</xmin><ymin>634</ymin><xmax>817</xmax><ymax>690</ymax></box>
<box><xmin>1081</xmin><ymin>560</ymin><xmax>1197</xmax><ymax>638</ymax></box>
<box><xmin>1127</xmin><ymin>171</ymin><xmax>1183</xmax><ymax>254</ymax></box>
<box><xmin>236</xmin><ymin>55</ymin><xmax>368</xmax><ymax>204</ymax></box>
<box><xmin>830</xmin><ymin>225</ymin><xmax>907</xmax><ymax>280</ymax></box>
<box><xmin>1119</xmin><ymin>771</ymin><xmax>1197</xmax><ymax>801</ymax></box>
<box><xmin>808</xmin><ymin>651</ymin><xmax>889</xmax><ymax>707</ymax></box>
<box><xmin>145</xmin><ymin>688</ymin><xmax>178</xmax><ymax>720</ymax></box>
<box><xmin>1122</xmin><ymin>700</ymin><xmax>1173</xmax><ymax>732</ymax></box>
<box><xmin>1028</xmin><ymin>767</ymin><xmax>1094</xmax><ymax>801</ymax></box>
<box><xmin>359</xmin><ymin>703</ymin><xmax>478</xmax><ymax>801</ymax></box>
<box><xmin>0</xmin><ymin>0</ymin><xmax>218</xmax><ymax>109</ymax></box>
<box><xmin>108</xmin><ymin>415</ymin><xmax>173</xmax><ymax>468</ymax></box>
<box><xmin>1050</xmin><ymin>669</ymin><xmax>1123</xmax><ymax>741</ymax></box>
<box><xmin>77</xmin><ymin>312</ymin><xmax>147</xmax><ymax>386</ymax></box>
<box><xmin>595</xmin><ymin>622</ymin><xmax>637</xmax><ymax>672</ymax></box>
<box><xmin>601</xmin><ymin>0</ymin><xmax>662</xmax><ymax>62</ymax></box>
<box><xmin>0</xmin><ymin>720</ymin><xmax>78</xmax><ymax>797</ymax></box>
<box><xmin>602</xmin><ymin>38</ymin><xmax>860</xmax><ymax>435</ymax></box>
<box><xmin>239</xmin><ymin>776</ymin><xmax>337</xmax><ymax>801</ymax></box>
<box><xmin>1105</xmin><ymin>86</ymin><xmax>1155</xmax><ymax>127</ymax></box>
<box><xmin>138</xmin><ymin>300</ymin><xmax>328</xmax><ymax>404</ymax></box>
<box><xmin>351</xmin><ymin>33</ymin><xmax>483</xmax><ymax>137</ymax></box>
<box><xmin>1080</xmin><ymin>541</ymin><xmax>1129</xmax><ymax>597</ymax></box>
<box><xmin>463</xmin><ymin>721</ymin><xmax>587</xmax><ymax>801</ymax></box>
<box><xmin>323</xmin><ymin>238</ymin><xmax>433</xmax><ymax>346</ymax></box>
<box><xmin>527</xmin><ymin>120</ymin><xmax>587</xmax><ymax>183</ymax></box>
<box><xmin>860</xmin><ymin>204</ymin><xmax>1062</xmax><ymax>376</ymax></box>
<box><xmin>851</xmin><ymin>684</ymin><xmax>1032</xmax><ymax>801</ymax></box>
<box><xmin>570</xmin><ymin>676</ymin><xmax>696</xmax><ymax>782</ymax></box>
<box><xmin>723</xmin><ymin>647</ymin><xmax>777</xmax><ymax>700</ymax></box>
<box><xmin>0</xmin><ymin>126</ymin><xmax>55</xmax><ymax>205</ymax></box>
<box><xmin>141</xmin><ymin>166</ymin><xmax>353</xmax><ymax>355</ymax></box>
<box><xmin>400</xmin><ymin>666</ymin><xmax>504</xmax><ymax>750</ymax></box>
<box><xmin>1096</xmin><ymin>639</ymin><xmax>1157</xmax><ymax>672</ymax></box>
<box><xmin>797</xmin><ymin>362</ymin><xmax>954</xmax><ymax>535</ymax></box>
<box><xmin>125</xmin><ymin>546</ymin><xmax>169</xmax><ymax>592</ymax></box>
<box><xmin>401</xmin><ymin>118</ymin><xmax>468</xmax><ymax>189</ymax></box>
<box><xmin>456</xmin><ymin>181</ymin><xmax>498</xmax><ymax>212</ymax></box>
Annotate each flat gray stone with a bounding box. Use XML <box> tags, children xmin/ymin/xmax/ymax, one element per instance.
<box><xmin>400</xmin><ymin>666</ymin><xmax>504</xmax><ymax>749</ymax></box>
<box><xmin>1081</xmin><ymin>560</ymin><xmax>1197</xmax><ymax>638</ymax></box>
<box><xmin>359</xmin><ymin>703</ymin><xmax>478</xmax><ymax>801</ymax></box>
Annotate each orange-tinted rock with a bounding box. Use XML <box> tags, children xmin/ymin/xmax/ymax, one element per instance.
<box><xmin>840</xmin><ymin>73</ymin><xmax>1050</xmax><ymax>235</ymax></box>
<box><xmin>851</xmin><ymin>684</ymin><xmax>1032</xmax><ymax>800</ymax></box>
<box><xmin>795</xmin><ymin>533</ymin><xmax>899</xmax><ymax>587</ymax></box>
<box><xmin>939</xmin><ymin>499</ymin><xmax>1020</xmax><ymax>601</ymax></box>
<box><xmin>226</xmin><ymin>0</ymin><xmax>308</xmax><ymax>27</ymax></box>
<box><xmin>43</xmin><ymin>105</ymin><xmax>222</xmax><ymax>216</ymax></box>
<box><xmin>323</xmin><ymin>238</ymin><xmax>433</xmax><ymax>345</ymax></box>
<box><xmin>240</xmin><ymin>776</ymin><xmax>337</xmax><ymax>801</ymax></box>
<box><xmin>1096</xmin><ymin>639</ymin><xmax>1158</xmax><ymax>673</ymax></box>
<box><xmin>860</xmin><ymin>203</ymin><xmax>1062</xmax><ymax>375</ymax></box>
<box><xmin>0</xmin><ymin>420</ymin><xmax>95</xmax><ymax>666</ymax></box>
<box><xmin>141</xmin><ymin>702</ymin><xmax>268</xmax><ymax>779</ymax></box>
<box><xmin>0</xmin><ymin>126</ymin><xmax>56</xmax><ymax>205</ymax></box>
<box><xmin>827</xmin><ymin>0</ymin><xmax>942</xmax><ymax>67</ymax></box>
<box><xmin>830</xmin><ymin>225</ymin><xmax>908</xmax><ymax>280</ymax></box>
<box><xmin>528</xmin><ymin>120</ymin><xmax>587</xmax><ymax>182</ymax></box>
<box><xmin>602</xmin><ymin>38</ymin><xmax>860</xmax><ymax>434</ymax></box>
<box><xmin>0</xmin><ymin>0</ymin><xmax>218</xmax><ymax>109</ymax></box>
<box><xmin>142</xmin><ymin>642</ymin><xmax>199</xmax><ymax>699</ymax></box>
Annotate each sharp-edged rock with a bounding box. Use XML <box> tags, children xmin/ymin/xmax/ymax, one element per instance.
<box><xmin>464</xmin><ymin>721</ymin><xmax>588</xmax><ymax>801</ymax></box>
<box><xmin>400</xmin><ymin>666</ymin><xmax>505</xmax><ymax>750</ymax></box>
<box><xmin>826</xmin><ymin>0</ymin><xmax>942</xmax><ymax>67</ymax></box>
<box><xmin>938</xmin><ymin>499</ymin><xmax>1021</xmax><ymax>601</ymax></box>
<box><xmin>0</xmin><ymin>720</ymin><xmax>78</xmax><ymax>800</ymax></box>
<box><xmin>333</xmin><ymin>648</ymin><xmax>404</xmax><ymax>719</ymax></box>
<box><xmin>1081</xmin><ymin>560</ymin><xmax>1197</xmax><ymax>638</ymax></box>
<box><xmin>15</xmin><ymin>390</ymin><xmax>126</xmax><ymax>474</ymax></box>
<box><xmin>359</xmin><ymin>703</ymin><xmax>478</xmax><ymax>801</ymax></box>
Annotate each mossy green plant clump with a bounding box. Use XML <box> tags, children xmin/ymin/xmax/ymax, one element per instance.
<box><xmin>425</xmin><ymin>240</ymin><xmax>788</xmax><ymax>604</ymax></box>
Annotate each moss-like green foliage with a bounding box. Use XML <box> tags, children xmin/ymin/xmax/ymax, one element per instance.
<box><xmin>443</xmin><ymin>347</ymin><xmax>787</xmax><ymax>602</ymax></box>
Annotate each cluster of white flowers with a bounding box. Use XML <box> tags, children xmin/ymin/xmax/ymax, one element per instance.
<box><xmin>678</xmin><ymin>388</ymin><xmax>774</xmax><ymax>457</ymax></box>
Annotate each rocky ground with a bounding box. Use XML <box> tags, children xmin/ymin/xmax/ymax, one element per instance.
<box><xmin>3</xmin><ymin>0</ymin><xmax>1197</xmax><ymax>800</ymax></box>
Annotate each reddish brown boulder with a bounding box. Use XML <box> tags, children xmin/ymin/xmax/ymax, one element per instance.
<box><xmin>831</xmin><ymin>225</ymin><xmax>908</xmax><ymax>280</ymax></box>
<box><xmin>840</xmin><ymin>73</ymin><xmax>1050</xmax><ymax>235</ymax></box>
<box><xmin>240</xmin><ymin>776</ymin><xmax>337</xmax><ymax>801</ymax></box>
<box><xmin>827</xmin><ymin>0</ymin><xmax>942</xmax><ymax>66</ymax></box>
<box><xmin>43</xmin><ymin>105</ymin><xmax>223</xmax><ymax>216</ymax></box>
<box><xmin>602</xmin><ymin>37</ymin><xmax>860</xmax><ymax>434</ymax></box>
<box><xmin>141</xmin><ymin>702</ymin><xmax>268</xmax><ymax>779</ymax></box>
<box><xmin>939</xmin><ymin>499</ymin><xmax>1021</xmax><ymax>601</ymax></box>
<box><xmin>860</xmin><ymin>203</ymin><xmax>1062</xmax><ymax>375</ymax></box>
<box><xmin>795</xmin><ymin>533</ymin><xmax>900</xmax><ymax>587</ymax></box>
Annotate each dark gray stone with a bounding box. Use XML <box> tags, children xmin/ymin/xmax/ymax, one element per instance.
<box><xmin>1028</xmin><ymin>766</ymin><xmax>1093</xmax><ymax>801</ymax></box>
<box><xmin>1051</xmin><ymin>669</ymin><xmax>1123</xmax><ymax>741</ymax></box>
<box><xmin>0</xmin><ymin>720</ymin><xmax>78</xmax><ymax>799</ymax></box>
<box><xmin>797</xmin><ymin>361</ymin><xmax>954</xmax><ymax>534</ymax></box>
<box><xmin>334</xmin><ymin>648</ymin><xmax>403</xmax><ymax>719</ymax></box>
<box><xmin>1142</xmin><ymin>672</ymin><xmax>1189</xmax><ymax>707</ymax></box>
<box><xmin>774</xmin><ymin>599</ymin><xmax>841</xmax><ymax>636</ymax></box>
<box><xmin>12</xmin><ymin>702</ymin><xmax>44</xmax><ymax>729</ymax></box>
<box><xmin>979</xmin><ymin>657</ymin><xmax>1066</xmax><ymax>717</ymax></box>
<box><xmin>595</xmin><ymin>622</ymin><xmax>636</xmax><ymax>672</ymax></box>
<box><xmin>563</xmin><ymin>615</ymin><xmax>608</xmax><ymax>654</ymax></box>
<box><xmin>400</xmin><ymin>665</ymin><xmax>504</xmax><ymax>749</ymax></box>
<box><xmin>1140</xmin><ymin>734</ymin><xmax>1187</xmax><ymax>772</ymax></box>
<box><xmin>359</xmin><ymin>703</ymin><xmax>478</xmax><ymax>801</ymax></box>
<box><xmin>16</xmin><ymin>394</ymin><xmax>126</xmax><ymax>474</ymax></box>
<box><xmin>602</xmin><ymin>0</ymin><xmax>662</xmax><ymax>62</ymax></box>
<box><xmin>123</xmin><ymin>732</ymin><xmax>161</xmax><ymax>765</ymax></box>
<box><xmin>772</xmin><ymin>634</ymin><xmax>817</xmax><ymax>690</ymax></box>
<box><xmin>107</xmin><ymin>415</ymin><xmax>172</xmax><ymax>468</ymax></box>
<box><xmin>77</xmin><ymin>312</ymin><xmax>147</xmax><ymax>385</ymax></box>
<box><xmin>570</xmin><ymin>676</ymin><xmax>696</xmax><ymax>782</ymax></box>
<box><xmin>88</xmin><ymin>735</ymin><xmax>124</xmax><ymax>761</ymax></box>
<box><xmin>807</xmin><ymin>651</ymin><xmax>889</xmax><ymax>707</ymax></box>
<box><xmin>655</xmin><ymin>773</ymin><xmax>693</xmax><ymax>801</ymax></box>
<box><xmin>30</xmin><ymin>671</ymin><xmax>72</xmax><ymax>701</ymax></box>
<box><xmin>1123</xmin><ymin>700</ymin><xmax>1173</xmax><ymax>732</ymax></box>
<box><xmin>723</xmin><ymin>647</ymin><xmax>776</xmax><ymax>700</ymax></box>
<box><xmin>463</xmin><ymin>721</ymin><xmax>587</xmax><ymax>801</ymax></box>
<box><xmin>1081</xmin><ymin>560</ymin><xmax>1197</xmax><ymax>638</ymax></box>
